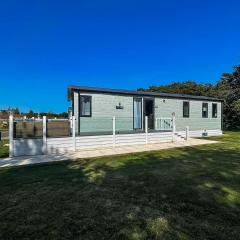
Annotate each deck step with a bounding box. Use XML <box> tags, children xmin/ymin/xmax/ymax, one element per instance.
<box><xmin>174</xmin><ymin>133</ymin><xmax>186</xmax><ymax>140</ymax></box>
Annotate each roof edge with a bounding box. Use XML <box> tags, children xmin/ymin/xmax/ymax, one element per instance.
<box><xmin>68</xmin><ymin>85</ymin><xmax>224</xmax><ymax>102</ymax></box>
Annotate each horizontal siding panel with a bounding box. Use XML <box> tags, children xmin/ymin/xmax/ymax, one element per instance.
<box><xmin>116</xmin><ymin>142</ymin><xmax>145</xmax><ymax>146</ymax></box>
<box><xmin>149</xmin><ymin>137</ymin><xmax>172</xmax><ymax>140</ymax></box>
<box><xmin>76</xmin><ymin>93</ymin><xmax>222</xmax><ymax>133</ymax></box>
<box><xmin>116</xmin><ymin>133</ymin><xmax>146</xmax><ymax>138</ymax></box>
<box><xmin>116</xmin><ymin>136</ymin><xmax>146</xmax><ymax>141</ymax></box>
<box><xmin>47</xmin><ymin>137</ymin><xmax>72</xmax><ymax>144</ymax></box>
<box><xmin>148</xmin><ymin>139</ymin><xmax>172</xmax><ymax>143</ymax></box>
<box><xmin>148</xmin><ymin>132</ymin><xmax>172</xmax><ymax>137</ymax></box>
<box><xmin>45</xmin><ymin>130</ymin><xmax>222</xmax><ymax>153</ymax></box>
<box><xmin>116</xmin><ymin>140</ymin><xmax>146</xmax><ymax>145</ymax></box>
<box><xmin>77</xmin><ymin>143</ymin><xmax>114</xmax><ymax>149</ymax></box>
<box><xmin>76</xmin><ymin>136</ymin><xmax>114</xmax><ymax>148</ymax></box>
<box><xmin>76</xmin><ymin>140</ymin><xmax>113</xmax><ymax>145</ymax></box>
<box><xmin>14</xmin><ymin>130</ymin><xmax>223</xmax><ymax>156</ymax></box>
<box><xmin>148</xmin><ymin>136</ymin><xmax>172</xmax><ymax>140</ymax></box>
<box><xmin>76</xmin><ymin>136</ymin><xmax>113</xmax><ymax>144</ymax></box>
<box><xmin>77</xmin><ymin>141</ymin><xmax>113</xmax><ymax>147</ymax></box>
<box><xmin>148</xmin><ymin>134</ymin><xmax>172</xmax><ymax>138</ymax></box>
<box><xmin>47</xmin><ymin>147</ymin><xmax>73</xmax><ymax>154</ymax></box>
<box><xmin>76</xmin><ymin>135</ymin><xmax>113</xmax><ymax>140</ymax></box>
<box><xmin>47</xmin><ymin>146</ymin><xmax>71</xmax><ymax>150</ymax></box>
<box><xmin>47</xmin><ymin>143</ymin><xmax>72</xmax><ymax>148</ymax></box>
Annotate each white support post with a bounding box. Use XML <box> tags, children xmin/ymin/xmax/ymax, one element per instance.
<box><xmin>72</xmin><ymin>116</ymin><xmax>76</xmax><ymax>151</ymax></box>
<box><xmin>185</xmin><ymin>126</ymin><xmax>189</xmax><ymax>141</ymax></box>
<box><xmin>145</xmin><ymin>116</ymin><xmax>148</xmax><ymax>145</ymax></box>
<box><xmin>9</xmin><ymin>115</ymin><xmax>14</xmax><ymax>157</ymax></box>
<box><xmin>43</xmin><ymin>116</ymin><xmax>47</xmax><ymax>154</ymax></box>
<box><xmin>172</xmin><ymin>113</ymin><xmax>176</xmax><ymax>142</ymax></box>
<box><xmin>113</xmin><ymin>116</ymin><xmax>116</xmax><ymax>147</ymax></box>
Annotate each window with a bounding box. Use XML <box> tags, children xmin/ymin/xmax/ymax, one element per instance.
<box><xmin>183</xmin><ymin>101</ymin><xmax>189</xmax><ymax>118</ymax></box>
<box><xmin>202</xmin><ymin>103</ymin><xmax>208</xmax><ymax>118</ymax></box>
<box><xmin>133</xmin><ymin>98</ymin><xmax>142</xmax><ymax>129</ymax></box>
<box><xmin>212</xmin><ymin>103</ymin><xmax>217</xmax><ymax>118</ymax></box>
<box><xmin>80</xmin><ymin>96</ymin><xmax>92</xmax><ymax>117</ymax></box>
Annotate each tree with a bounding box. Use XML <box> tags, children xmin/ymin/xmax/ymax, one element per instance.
<box><xmin>58</xmin><ymin>112</ymin><xmax>68</xmax><ymax>118</ymax></box>
<box><xmin>139</xmin><ymin>81</ymin><xmax>216</xmax><ymax>97</ymax></box>
<box><xmin>26</xmin><ymin>110</ymin><xmax>35</xmax><ymax>118</ymax></box>
<box><xmin>216</xmin><ymin>65</ymin><xmax>240</xmax><ymax>129</ymax></box>
<box><xmin>140</xmin><ymin>65</ymin><xmax>240</xmax><ymax>130</ymax></box>
<box><xmin>13</xmin><ymin>108</ymin><xmax>20</xmax><ymax>115</ymax></box>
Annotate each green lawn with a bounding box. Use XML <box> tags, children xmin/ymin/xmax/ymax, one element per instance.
<box><xmin>0</xmin><ymin>140</ymin><xmax>9</xmax><ymax>158</ymax></box>
<box><xmin>0</xmin><ymin>132</ymin><xmax>240</xmax><ymax>240</ymax></box>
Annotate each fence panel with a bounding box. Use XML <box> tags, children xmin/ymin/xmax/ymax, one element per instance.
<box><xmin>0</xmin><ymin>130</ymin><xmax>9</xmax><ymax>140</ymax></box>
<box><xmin>13</xmin><ymin>120</ymin><xmax>43</xmax><ymax>139</ymax></box>
<box><xmin>0</xmin><ymin>119</ymin><xmax>9</xmax><ymax>141</ymax></box>
<box><xmin>47</xmin><ymin>119</ymin><xmax>71</xmax><ymax>138</ymax></box>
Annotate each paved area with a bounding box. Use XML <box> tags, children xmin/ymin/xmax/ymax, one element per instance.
<box><xmin>0</xmin><ymin>138</ymin><xmax>219</xmax><ymax>168</ymax></box>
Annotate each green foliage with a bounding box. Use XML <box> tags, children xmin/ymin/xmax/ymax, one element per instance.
<box><xmin>0</xmin><ymin>108</ymin><xmax>69</xmax><ymax>119</ymax></box>
<box><xmin>0</xmin><ymin>132</ymin><xmax>240</xmax><ymax>239</ymax></box>
<box><xmin>140</xmin><ymin>65</ymin><xmax>240</xmax><ymax>130</ymax></box>
<box><xmin>26</xmin><ymin>109</ymin><xmax>36</xmax><ymax>118</ymax></box>
<box><xmin>39</xmin><ymin>112</ymin><xmax>68</xmax><ymax>119</ymax></box>
<box><xmin>0</xmin><ymin>140</ymin><xmax>8</xmax><ymax>158</ymax></box>
<box><xmin>147</xmin><ymin>81</ymin><xmax>216</xmax><ymax>97</ymax></box>
<box><xmin>216</xmin><ymin>66</ymin><xmax>240</xmax><ymax>129</ymax></box>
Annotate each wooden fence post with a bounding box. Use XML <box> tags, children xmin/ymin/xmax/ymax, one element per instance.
<box><xmin>72</xmin><ymin>116</ymin><xmax>76</xmax><ymax>151</ymax></box>
<box><xmin>145</xmin><ymin>116</ymin><xmax>148</xmax><ymax>145</ymax></box>
<box><xmin>9</xmin><ymin>115</ymin><xmax>14</xmax><ymax>157</ymax></box>
<box><xmin>113</xmin><ymin>116</ymin><xmax>116</xmax><ymax>147</ymax></box>
<box><xmin>43</xmin><ymin>116</ymin><xmax>47</xmax><ymax>154</ymax></box>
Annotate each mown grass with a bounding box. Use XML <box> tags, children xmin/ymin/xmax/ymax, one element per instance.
<box><xmin>0</xmin><ymin>140</ymin><xmax>8</xmax><ymax>158</ymax></box>
<box><xmin>0</xmin><ymin>132</ymin><xmax>240</xmax><ymax>239</ymax></box>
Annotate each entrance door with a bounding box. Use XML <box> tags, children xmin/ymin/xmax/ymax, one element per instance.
<box><xmin>144</xmin><ymin>99</ymin><xmax>154</xmax><ymax>130</ymax></box>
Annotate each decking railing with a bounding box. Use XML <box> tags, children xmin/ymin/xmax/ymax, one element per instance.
<box><xmin>8</xmin><ymin>115</ymin><xmax>177</xmax><ymax>157</ymax></box>
<box><xmin>155</xmin><ymin>118</ymin><xmax>173</xmax><ymax>131</ymax></box>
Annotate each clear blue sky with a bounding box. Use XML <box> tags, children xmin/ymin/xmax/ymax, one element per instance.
<box><xmin>0</xmin><ymin>0</ymin><xmax>240</xmax><ymax>112</ymax></box>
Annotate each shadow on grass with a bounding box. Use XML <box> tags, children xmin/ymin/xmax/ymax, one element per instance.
<box><xmin>0</xmin><ymin>135</ymin><xmax>240</xmax><ymax>239</ymax></box>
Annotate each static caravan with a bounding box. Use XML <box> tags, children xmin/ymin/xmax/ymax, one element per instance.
<box><xmin>68</xmin><ymin>86</ymin><xmax>223</xmax><ymax>137</ymax></box>
<box><xmin>9</xmin><ymin>86</ymin><xmax>224</xmax><ymax>157</ymax></box>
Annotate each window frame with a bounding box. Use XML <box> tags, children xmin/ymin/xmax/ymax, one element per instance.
<box><xmin>212</xmin><ymin>103</ymin><xmax>217</xmax><ymax>118</ymax></box>
<box><xmin>202</xmin><ymin>103</ymin><xmax>208</xmax><ymax>118</ymax></box>
<box><xmin>79</xmin><ymin>95</ymin><xmax>92</xmax><ymax>117</ymax></box>
<box><xmin>183</xmin><ymin>101</ymin><xmax>190</xmax><ymax>118</ymax></box>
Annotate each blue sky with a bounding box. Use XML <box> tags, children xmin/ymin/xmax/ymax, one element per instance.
<box><xmin>0</xmin><ymin>0</ymin><xmax>240</xmax><ymax>112</ymax></box>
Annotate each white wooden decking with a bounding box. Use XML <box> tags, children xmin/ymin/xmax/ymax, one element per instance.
<box><xmin>0</xmin><ymin>138</ymin><xmax>219</xmax><ymax>168</ymax></box>
<box><xmin>11</xmin><ymin>130</ymin><xmax>222</xmax><ymax>157</ymax></box>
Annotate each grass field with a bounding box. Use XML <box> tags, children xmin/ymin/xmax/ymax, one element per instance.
<box><xmin>0</xmin><ymin>132</ymin><xmax>239</xmax><ymax>239</ymax></box>
<box><xmin>0</xmin><ymin>140</ymin><xmax>8</xmax><ymax>158</ymax></box>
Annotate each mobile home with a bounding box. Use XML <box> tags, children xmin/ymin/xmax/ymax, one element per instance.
<box><xmin>9</xmin><ymin>86</ymin><xmax>223</xmax><ymax>157</ymax></box>
<box><xmin>68</xmin><ymin>86</ymin><xmax>223</xmax><ymax>137</ymax></box>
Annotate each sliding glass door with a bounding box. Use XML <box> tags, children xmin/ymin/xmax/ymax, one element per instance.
<box><xmin>133</xmin><ymin>98</ymin><xmax>142</xmax><ymax>129</ymax></box>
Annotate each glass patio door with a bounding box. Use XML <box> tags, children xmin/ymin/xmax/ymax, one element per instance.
<box><xmin>133</xmin><ymin>98</ymin><xmax>142</xmax><ymax>129</ymax></box>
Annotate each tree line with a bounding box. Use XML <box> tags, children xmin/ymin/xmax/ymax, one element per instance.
<box><xmin>0</xmin><ymin>108</ymin><xmax>68</xmax><ymax>119</ymax></box>
<box><xmin>139</xmin><ymin>65</ymin><xmax>240</xmax><ymax>130</ymax></box>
